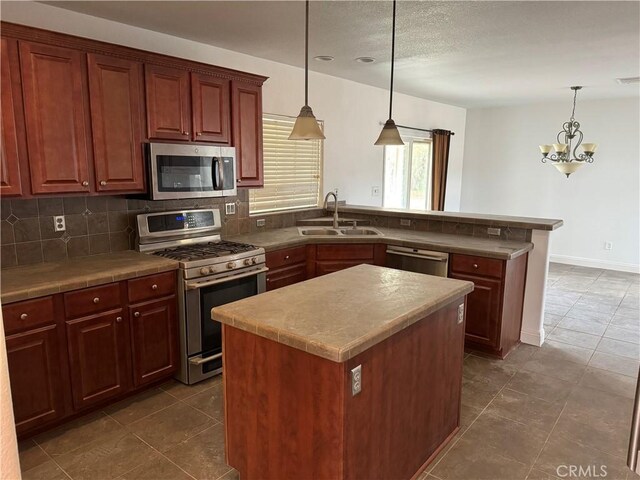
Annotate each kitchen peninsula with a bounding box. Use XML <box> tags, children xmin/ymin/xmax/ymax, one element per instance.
<box><xmin>212</xmin><ymin>264</ymin><xmax>474</xmax><ymax>480</ymax></box>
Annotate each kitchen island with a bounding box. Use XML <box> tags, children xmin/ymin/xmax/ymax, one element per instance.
<box><xmin>212</xmin><ymin>264</ymin><xmax>474</xmax><ymax>480</ymax></box>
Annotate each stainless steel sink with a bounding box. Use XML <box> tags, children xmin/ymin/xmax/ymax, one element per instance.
<box><xmin>297</xmin><ymin>227</ymin><xmax>383</xmax><ymax>237</ymax></box>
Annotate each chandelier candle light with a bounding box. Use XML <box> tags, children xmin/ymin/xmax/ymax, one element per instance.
<box><xmin>539</xmin><ymin>86</ymin><xmax>597</xmax><ymax>178</ymax></box>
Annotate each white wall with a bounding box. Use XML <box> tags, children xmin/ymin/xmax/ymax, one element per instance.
<box><xmin>461</xmin><ymin>97</ymin><xmax>640</xmax><ymax>272</ymax></box>
<box><xmin>0</xmin><ymin>1</ymin><xmax>467</xmax><ymax>210</ymax></box>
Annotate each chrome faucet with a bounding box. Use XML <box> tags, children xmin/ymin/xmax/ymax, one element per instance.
<box><xmin>323</xmin><ymin>190</ymin><xmax>339</xmax><ymax>229</ymax></box>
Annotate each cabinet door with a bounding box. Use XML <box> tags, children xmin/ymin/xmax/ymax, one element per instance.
<box><xmin>19</xmin><ymin>41</ymin><xmax>91</xmax><ymax>194</ymax></box>
<box><xmin>66</xmin><ymin>310</ymin><xmax>130</xmax><ymax>410</ymax></box>
<box><xmin>449</xmin><ymin>272</ymin><xmax>502</xmax><ymax>348</ymax></box>
<box><xmin>231</xmin><ymin>81</ymin><xmax>263</xmax><ymax>187</ymax></box>
<box><xmin>129</xmin><ymin>296</ymin><xmax>178</xmax><ymax>386</ymax></box>
<box><xmin>266</xmin><ymin>263</ymin><xmax>307</xmax><ymax>291</ymax></box>
<box><xmin>1</xmin><ymin>38</ymin><xmax>23</xmax><ymax>196</ymax></box>
<box><xmin>6</xmin><ymin>325</ymin><xmax>66</xmax><ymax>435</ymax></box>
<box><xmin>315</xmin><ymin>260</ymin><xmax>375</xmax><ymax>277</ymax></box>
<box><xmin>191</xmin><ymin>73</ymin><xmax>230</xmax><ymax>144</ymax></box>
<box><xmin>145</xmin><ymin>64</ymin><xmax>191</xmax><ymax>141</ymax></box>
<box><xmin>88</xmin><ymin>54</ymin><xmax>145</xmax><ymax>192</ymax></box>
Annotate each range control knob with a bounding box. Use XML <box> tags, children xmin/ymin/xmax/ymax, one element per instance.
<box><xmin>227</xmin><ymin>261</ymin><xmax>236</xmax><ymax>270</ymax></box>
<box><xmin>200</xmin><ymin>267</ymin><xmax>209</xmax><ymax>275</ymax></box>
<box><xmin>243</xmin><ymin>259</ymin><xmax>251</xmax><ymax>266</ymax></box>
<box><xmin>209</xmin><ymin>266</ymin><xmax>216</xmax><ymax>273</ymax></box>
<box><xmin>251</xmin><ymin>257</ymin><xmax>257</xmax><ymax>264</ymax></box>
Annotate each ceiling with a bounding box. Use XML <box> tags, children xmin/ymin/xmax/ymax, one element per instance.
<box><xmin>41</xmin><ymin>1</ymin><xmax>640</xmax><ymax>107</ymax></box>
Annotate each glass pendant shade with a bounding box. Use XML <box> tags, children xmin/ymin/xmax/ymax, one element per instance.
<box><xmin>582</xmin><ymin>143</ymin><xmax>598</xmax><ymax>153</ymax></box>
<box><xmin>552</xmin><ymin>161</ymin><xmax>584</xmax><ymax>177</ymax></box>
<box><xmin>539</xmin><ymin>144</ymin><xmax>552</xmax><ymax>154</ymax></box>
<box><xmin>374</xmin><ymin>119</ymin><xmax>404</xmax><ymax>146</ymax></box>
<box><xmin>553</xmin><ymin>143</ymin><xmax>568</xmax><ymax>153</ymax></box>
<box><xmin>289</xmin><ymin>105</ymin><xmax>325</xmax><ymax>140</ymax></box>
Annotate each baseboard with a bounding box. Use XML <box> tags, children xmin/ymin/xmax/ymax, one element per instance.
<box><xmin>550</xmin><ymin>254</ymin><xmax>640</xmax><ymax>274</ymax></box>
<box><xmin>520</xmin><ymin>328</ymin><xmax>544</xmax><ymax>347</ymax></box>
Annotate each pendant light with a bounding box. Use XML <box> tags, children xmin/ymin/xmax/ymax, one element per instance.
<box><xmin>289</xmin><ymin>0</ymin><xmax>325</xmax><ymax>140</ymax></box>
<box><xmin>375</xmin><ymin>0</ymin><xmax>404</xmax><ymax>146</ymax></box>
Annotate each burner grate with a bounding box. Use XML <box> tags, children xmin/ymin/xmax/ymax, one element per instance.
<box><xmin>152</xmin><ymin>240</ymin><xmax>257</xmax><ymax>261</ymax></box>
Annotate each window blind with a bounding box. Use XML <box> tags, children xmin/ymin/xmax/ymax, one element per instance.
<box><xmin>250</xmin><ymin>114</ymin><xmax>323</xmax><ymax>214</ymax></box>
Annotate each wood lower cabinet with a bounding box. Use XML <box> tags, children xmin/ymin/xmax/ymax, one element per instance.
<box><xmin>309</xmin><ymin>244</ymin><xmax>386</xmax><ymax>277</ymax></box>
<box><xmin>88</xmin><ymin>54</ymin><xmax>145</xmax><ymax>193</ymax></box>
<box><xmin>5</xmin><ymin>325</ymin><xmax>67</xmax><ymax>435</ymax></box>
<box><xmin>19</xmin><ymin>41</ymin><xmax>92</xmax><ymax>194</ymax></box>
<box><xmin>130</xmin><ymin>296</ymin><xmax>178</xmax><ymax>386</ymax></box>
<box><xmin>265</xmin><ymin>246</ymin><xmax>308</xmax><ymax>291</ymax></box>
<box><xmin>0</xmin><ymin>38</ymin><xmax>23</xmax><ymax>196</ymax></box>
<box><xmin>145</xmin><ymin>64</ymin><xmax>191</xmax><ymax>141</ymax></box>
<box><xmin>66</xmin><ymin>309</ymin><xmax>131</xmax><ymax>410</ymax></box>
<box><xmin>191</xmin><ymin>73</ymin><xmax>230</xmax><ymax>143</ymax></box>
<box><xmin>449</xmin><ymin>253</ymin><xmax>528</xmax><ymax>358</ymax></box>
<box><xmin>232</xmin><ymin>81</ymin><xmax>263</xmax><ymax>187</ymax></box>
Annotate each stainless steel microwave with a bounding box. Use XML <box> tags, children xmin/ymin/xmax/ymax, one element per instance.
<box><xmin>146</xmin><ymin>143</ymin><xmax>237</xmax><ymax>200</ymax></box>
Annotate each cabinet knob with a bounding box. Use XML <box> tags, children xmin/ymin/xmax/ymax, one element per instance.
<box><xmin>284</xmin><ymin>255</ymin><xmax>290</xmax><ymax>260</ymax></box>
<box><xmin>237</xmin><ymin>179</ymin><xmax>241</xmax><ymax>183</ymax></box>
<box><xmin>82</xmin><ymin>181</ymin><xmax>89</xmax><ymax>187</ymax></box>
<box><xmin>151</xmin><ymin>284</ymin><xmax>158</xmax><ymax>290</ymax></box>
<box><xmin>183</xmin><ymin>131</ymin><xmax>190</xmax><ymax>135</ymax></box>
<box><xmin>20</xmin><ymin>313</ymin><xmax>28</xmax><ymax>320</ymax></box>
<box><xmin>266</xmin><ymin>278</ymin><xmax>270</xmax><ymax>282</ymax></box>
<box><xmin>100</xmin><ymin>180</ymin><xmax>107</xmax><ymax>186</ymax></box>
<box><xmin>134</xmin><ymin>311</ymin><xmax>140</xmax><ymax>317</ymax></box>
<box><xmin>473</xmin><ymin>264</ymin><xmax>478</xmax><ymax>269</ymax></box>
<box><xmin>196</xmin><ymin>132</ymin><xmax>202</xmax><ymax>136</ymax></box>
<box><xmin>116</xmin><ymin>316</ymin><xmax>122</xmax><ymax>323</ymax></box>
<box><xmin>93</xmin><ymin>297</ymin><xmax>100</xmax><ymax>304</ymax></box>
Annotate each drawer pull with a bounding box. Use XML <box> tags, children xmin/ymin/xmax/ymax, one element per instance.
<box><xmin>473</xmin><ymin>264</ymin><xmax>479</xmax><ymax>269</ymax></box>
<box><xmin>93</xmin><ymin>297</ymin><xmax>100</xmax><ymax>304</ymax></box>
<box><xmin>82</xmin><ymin>181</ymin><xmax>89</xmax><ymax>187</ymax></box>
<box><xmin>151</xmin><ymin>284</ymin><xmax>158</xmax><ymax>290</ymax></box>
<box><xmin>284</xmin><ymin>255</ymin><xmax>290</xmax><ymax>260</ymax></box>
<box><xmin>20</xmin><ymin>313</ymin><xmax>28</xmax><ymax>320</ymax></box>
<box><xmin>116</xmin><ymin>316</ymin><xmax>122</xmax><ymax>323</ymax></box>
<box><xmin>100</xmin><ymin>180</ymin><xmax>107</xmax><ymax>186</ymax></box>
<box><xmin>196</xmin><ymin>132</ymin><xmax>202</xmax><ymax>136</ymax></box>
<box><xmin>134</xmin><ymin>311</ymin><xmax>140</xmax><ymax>318</ymax></box>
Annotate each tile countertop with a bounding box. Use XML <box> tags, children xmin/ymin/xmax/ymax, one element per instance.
<box><xmin>327</xmin><ymin>204</ymin><xmax>564</xmax><ymax>231</ymax></box>
<box><xmin>213</xmin><ymin>264</ymin><xmax>474</xmax><ymax>362</ymax></box>
<box><xmin>1</xmin><ymin>251</ymin><xmax>179</xmax><ymax>304</ymax></box>
<box><xmin>227</xmin><ymin>226</ymin><xmax>533</xmax><ymax>260</ymax></box>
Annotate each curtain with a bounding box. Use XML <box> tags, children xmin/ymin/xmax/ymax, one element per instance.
<box><xmin>431</xmin><ymin>129</ymin><xmax>452</xmax><ymax>211</ymax></box>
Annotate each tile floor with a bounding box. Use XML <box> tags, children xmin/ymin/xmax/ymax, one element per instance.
<box><xmin>17</xmin><ymin>263</ymin><xmax>640</xmax><ymax>480</ymax></box>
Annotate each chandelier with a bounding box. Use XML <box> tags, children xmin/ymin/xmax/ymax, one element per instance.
<box><xmin>539</xmin><ymin>86</ymin><xmax>597</xmax><ymax>177</ymax></box>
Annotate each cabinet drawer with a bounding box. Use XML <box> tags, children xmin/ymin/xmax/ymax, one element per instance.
<box><xmin>316</xmin><ymin>244</ymin><xmax>375</xmax><ymax>261</ymax></box>
<box><xmin>3</xmin><ymin>297</ymin><xmax>56</xmax><ymax>335</ymax></box>
<box><xmin>64</xmin><ymin>283</ymin><xmax>122</xmax><ymax>318</ymax></box>
<box><xmin>266</xmin><ymin>246</ymin><xmax>307</xmax><ymax>269</ymax></box>
<box><xmin>128</xmin><ymin>271</ymin><xmax>176</xmax><ymax>303</ymax></box>
<box><xmin>450</xmin><ymin>254</ymin><xmax>504</xmax><ymax>279</ymax></box>
<box><xmin>266</xmin><ymin>264</ymin><xmax>307</xmax><ymax>291</ymax></box>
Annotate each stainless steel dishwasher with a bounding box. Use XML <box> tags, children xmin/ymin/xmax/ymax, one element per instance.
<box><xmin>385</xmin><ymin>246</ymin><xmax>449</xmax><ymax>277</ymax></box>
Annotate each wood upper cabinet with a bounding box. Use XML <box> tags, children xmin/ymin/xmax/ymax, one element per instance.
<box><xmin>191</xmin><ymin>73</ymin><xmax>230</xmax><ymax>143</ymax></box>
<box><xmin>19</xmin><ymin>41</ymin><xmax>92</xmax><ymax>194</ymax></box>
<box><xmin>232</xmin><ymin>81</ymin><xmax>263</xmax><ymax>187</ymax></box>
<box><xmin>65</xmin><ymin>310</ymin><xmax>131</xmax><ymax>410</ymax></box>
<box><xmin>88</xmin><ymin>54</ymin><xmax>145</xmax><ymax>192</ymax></box>
<box><xmin>145</xmin><ymin>64</ymin><xmax>191</xmax><ymax>141</ymax></box>
<box><xmin>130</xmin><ymin>296</ymin><xmax>178</xmax><ymax>386</ymax></box>
<box><xmin>5</xmin><ymin>325</ymin><xmax>67</xmax><ymax>435</ymax></box>
<box><xmin>0</xmin><ymin>38</ymin><xmax>23</xmax><ymax>196</ymax></box>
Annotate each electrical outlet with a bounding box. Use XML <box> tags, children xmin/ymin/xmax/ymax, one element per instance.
<box><xmin>351</xmin><ymin>364</ymin><xmax>362</xmax><ymax>396</ymax></box>
<box><xmin>371</xmin><ymin>186</ymin><xmax>380</xmax><ymax>197</ymax></box>
<box><xmin>605</xmin><ymin>241</ymin><xmax>613</xmax><ymax>251</ymax></box>
<box><xmin>400</xmin><ymin>219</ymin><xmax>411</xmax><ymax>227</ymax></box>
<box><xmin>225</xmin><ymin>202</ymin><xmax>236</xmax><ymax>215</ymax></box>
<box><xmin>457</xmin><ymin>304</ymin><xmax>465</xmax><ymax>324</ymax></box>
<box><xmin>487</xmin><ymin>227</ymin><xmax>501</xmax><ymax>236</ymax></box>
<box><xmin>53</xmin><ymin>216</ymin><xmax>66</xmax><ymax>232</ymax></box>
<box><xmin>256</xmin><ymin>219</ymin><xmax>266</xmax><ymax>227</ymax></box>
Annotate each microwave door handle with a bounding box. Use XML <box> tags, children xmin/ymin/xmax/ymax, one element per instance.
<box><xmin>218</xmin><ymin>157</ymin><xmax>225</xmax><ymax>190</ymax></box>
<box><xmin>212</xmin><ymin>157</ymin><xmax>220</xmax><ymax>190</ymax></box>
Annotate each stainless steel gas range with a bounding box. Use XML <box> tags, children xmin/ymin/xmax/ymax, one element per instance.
<box><xmin>136</xmin><ymin>208</ymin><xmax>266</xmax><ymax>384</ymax></box>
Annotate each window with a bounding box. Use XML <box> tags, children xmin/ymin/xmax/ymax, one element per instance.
<box><xmin>383</xmin><ymin>131</ymin><xmax>432</xmax><ymax>210</ymax></box>
<box><xmin>250</xmin><ymin>114</ymin><xmax>323</xmax><ymax>214</ymax></box>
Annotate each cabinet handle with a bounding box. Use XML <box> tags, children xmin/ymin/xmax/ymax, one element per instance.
<box><xmin>100</xmin><ymin>180</ymin><xmax>107</xmax><ymax>186</ymax></box>
<box><xmin>151</xmin><ymin>284</ymin><xmax>158</xmax><ymax>290</ymax></box>
<box><xmin>196</xmin><ymin>132</ymin><xmax>202</xmax><ymax>136</ymax></box>
<box><xmin>134</xmin><ymin>311</ymin><xmax>140</xmax><ymax>317</ymax></box>
<box><xmin>93</xmin><ymin>297</ymin><xmax>100</xmax><ymax>304</ymax></box>
<box><xmin>183</xmin><ymin>131</ymin><xmax>190</xmax><ymax>135</ymax></box>
<box><xmin>20</xmin><ymin>313</ymin><xmax>28</xmax><ymax>320</ymax></box>
<box><xmin>237</xmin><ymin>179</ymin><xmax>241</xmax><ymax>183</ymax></box>
<box><xmin>284</xmin><ymin>255</ymin><xmax>290</xmax><ymax>260</ymax></box>
<box><xmin>82</xmin><ymin>181</ymin><xmax>89</xmax><ymax>187</ymax></box>
<box><xmin>473</xmin><ymin>264</ymin><xmax>478</xmax><ymax>269</ymax></box>
<box><xmin>116</xmin><ymin>316</ymin><xmax>122</xmax><ymax>323</ymax></box>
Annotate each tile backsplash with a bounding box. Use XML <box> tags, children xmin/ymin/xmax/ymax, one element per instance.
<box><xmin>1</xmin><ymin>191</ymin><xmax>251</xmax><ymax>267</ymax></box>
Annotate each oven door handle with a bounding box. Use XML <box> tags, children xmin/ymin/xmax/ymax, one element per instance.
<box><xmin>189</xmin><ymin>352</ymin><xmax>223</xmax><ymax>365</ymax></box>
<box><xmin>185</xmin><ymin>267</ymin><xmax>269</xmax><ymax>290</ymax></box>
<box><xmin>386</xmin><ymin>250</ymin><xmax>448</xmax><ymax>262</ymax></box>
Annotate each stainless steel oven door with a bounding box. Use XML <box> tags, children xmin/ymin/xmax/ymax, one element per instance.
<box><xmin>183</xmin><ymin>267</ymin><xmax>267</xmax><ymax>384</ymax></box>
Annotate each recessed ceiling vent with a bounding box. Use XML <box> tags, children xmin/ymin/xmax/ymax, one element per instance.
<box><xmin>616</xmin><ymin>76</ymin><xmax>640</xmax><ymax>85</ymax></box>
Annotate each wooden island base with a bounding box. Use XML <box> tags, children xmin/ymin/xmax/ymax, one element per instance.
<box><xmin>222</xmin><ymin>299</ymin><xmax>466</xmax><ymax>480</ymax></box>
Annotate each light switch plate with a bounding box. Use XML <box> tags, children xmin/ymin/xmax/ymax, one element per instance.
<box><xmin>400</xmin><ymin>219</ymin><xmax>411</xmax><ymax>227</ymax></box>
<box><xmin>54</xmin><ymin>216</ymin><xmax>66</xmax><ymax>232</ymax></box>
<box><xmin>351</xmin><ymin>364</ymin><xmax>362</xmax><ymax>396</ymax></box>
<box><xmin>457</xmin><ymin>304</ymin><xmax>464</xmax><ymax>324</ymax></box>
<box><xmin>487</xmin><ymin>227</ymin><xmax>501</xmax><ymax>236</ymax></box>
<box><xmin>225</xmin><ymin>202</ymin><xmax>236</xmax><ymax>215</ymax></box>
<box><xmin>256</xmin><ymin>219</ymin><xmax>266</xmax><ymax>227</ymax></box>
